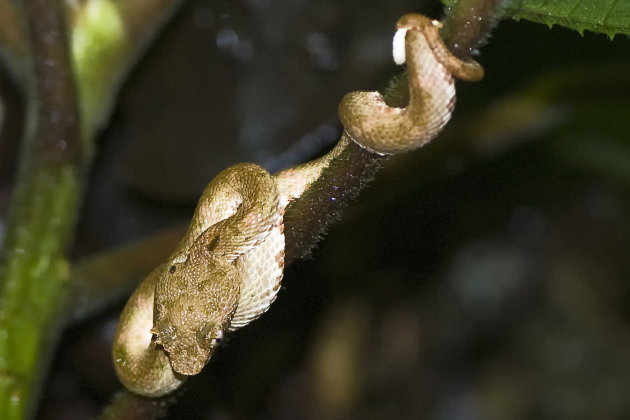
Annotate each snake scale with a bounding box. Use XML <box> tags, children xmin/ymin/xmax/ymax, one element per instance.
<box><xmin>112</xmin><ymin>14</ymin><xmax>483</xmax><ymax>396</ymax></box>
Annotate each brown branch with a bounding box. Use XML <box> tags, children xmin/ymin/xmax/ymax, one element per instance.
<box><xmin>0</xmin><ymin>0</ymin><xmax>27</xmax><ymax>82</ymax></box>
<box><xmin>284</xmin><ymin>138</ymin><xmax>381</xmax><ymax>264</ymax></box>
<box><xmin>440</xmin><ymin>0</ymin><xmax>509</xmax><ymax>60</ymax></box>
<box><xmin>26</xmin><ymin>0</ymin><xmax>81</xmax><ymax>166</ymax></box>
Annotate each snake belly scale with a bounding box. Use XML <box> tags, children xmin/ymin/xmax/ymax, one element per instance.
<box><xmin>112</xmin><ymin>13</ymin><xmax>483</xmax><ymax>397</ymax></box>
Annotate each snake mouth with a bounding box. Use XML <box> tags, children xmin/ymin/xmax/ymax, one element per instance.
<box><xmin>153</xmin><ymin>330</ymin><xmax>215</xmax><ymax>376</ymax></box>
<box><xmin>167</xmin><ymin>346</ymin><xmax>212</xmax><ymax>376</ymax></box>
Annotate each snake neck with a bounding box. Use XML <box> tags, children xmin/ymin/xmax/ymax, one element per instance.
<box><xmin>273</xmin><ymin>134</ymin><xmax>352</xmax><ymax>207</ymax></box>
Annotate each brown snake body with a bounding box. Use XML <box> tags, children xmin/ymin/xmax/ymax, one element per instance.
<box><xmin>112</xmin><ymin>14</ymin><xmax>483</xmax><ymax>397</ymax></box>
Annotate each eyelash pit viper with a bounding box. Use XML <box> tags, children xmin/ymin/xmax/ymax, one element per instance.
<box><xmin>112</xmin><ymin>14</ymin><xmax>483</xmax><ymax>397</ymax></box>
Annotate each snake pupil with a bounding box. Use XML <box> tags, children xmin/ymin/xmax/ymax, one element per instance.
<box><xmin>206</xmin><ymin>236</ymin><xmax>220</xmax><ymax>252</ymax></box>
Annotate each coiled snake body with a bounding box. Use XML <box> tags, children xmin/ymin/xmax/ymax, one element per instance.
<box><xmin>112</xmin><ymin>14</ymin><xmax>483</xmax><ymax>397</ymax></box>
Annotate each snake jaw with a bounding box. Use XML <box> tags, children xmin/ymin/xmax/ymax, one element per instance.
<box><xmin>156</xmin><ymin>324</ymin><xmax>226</xmax><ymax>376</ymax></box>
<box><xmin>166</xmin><ymin>340</ymin><xmax>209</xmax><ymax>376</ymax></box>
<box><xmin>151</xmin><ymin>317</ymin><xmax>226</xmax><ymax>376</ymax></box>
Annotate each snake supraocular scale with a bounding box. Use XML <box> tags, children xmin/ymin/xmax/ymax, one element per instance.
<box><xmin>112</xmin><ymin>13</ymin><xmax>483</xmax><ymax>397</ymax></box>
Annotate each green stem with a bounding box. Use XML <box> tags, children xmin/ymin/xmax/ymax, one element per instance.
<box><xmin>0</xmin><ymin>0</ymin><xmax>82</xmax><ymax>417</ymax></box>
<box><xmin>67</xmin><ymin>0</ymin><xmax>184</xmax><ymax>151</ymax></box>
<box><xmin>0</xmin><ymin>167</ymin><xmax>79</xmax><ymax>419</ymax></box>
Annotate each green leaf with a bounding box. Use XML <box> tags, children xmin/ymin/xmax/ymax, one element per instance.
<box><xmin>443</xmin><ymin>0</ymin><xmax>630</xmax><ymax>38</ymax></box>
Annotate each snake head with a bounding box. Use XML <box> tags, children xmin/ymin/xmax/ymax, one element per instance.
<box><xmin>152</xmin><ymin>252</ymin><xmax>241</xmax><ymax>376</ymax></box>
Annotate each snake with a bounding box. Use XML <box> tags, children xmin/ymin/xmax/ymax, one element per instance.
<box><xmin>112</xmin><ymin>14</ymin><xmax>483</xmax><ymax>397</ymax></box>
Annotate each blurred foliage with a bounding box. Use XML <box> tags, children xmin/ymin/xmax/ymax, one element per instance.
<box><xmin>443</xmin><ymin>0</ymin><xmax>630</xmax><ymax>37</ymax></box>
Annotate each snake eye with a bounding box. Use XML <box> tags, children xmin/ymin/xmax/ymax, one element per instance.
<box><xmin>206</xmin><ymin>236</ymin><xmax>220</xmax><ymax>252</ymax></box>
<box><xmin>169</xmin><ymin>265</ymin><xmax>176</xmax><ymax>274</ymax></box>
<box><xmin>198</xmin><ymin>322</ymin><xmax>215</xmax><ymax>344</ymax></box>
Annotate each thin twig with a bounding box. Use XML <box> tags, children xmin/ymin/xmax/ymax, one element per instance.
<box><xmin>440</xmin><ymin>0</ymin><xmax>509</xmax><ymax>59</ymax></box>
<box><xmin>284</xmin><ymin>138</ymin><xmax>382</xmax><ymax>264</ymax></box>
